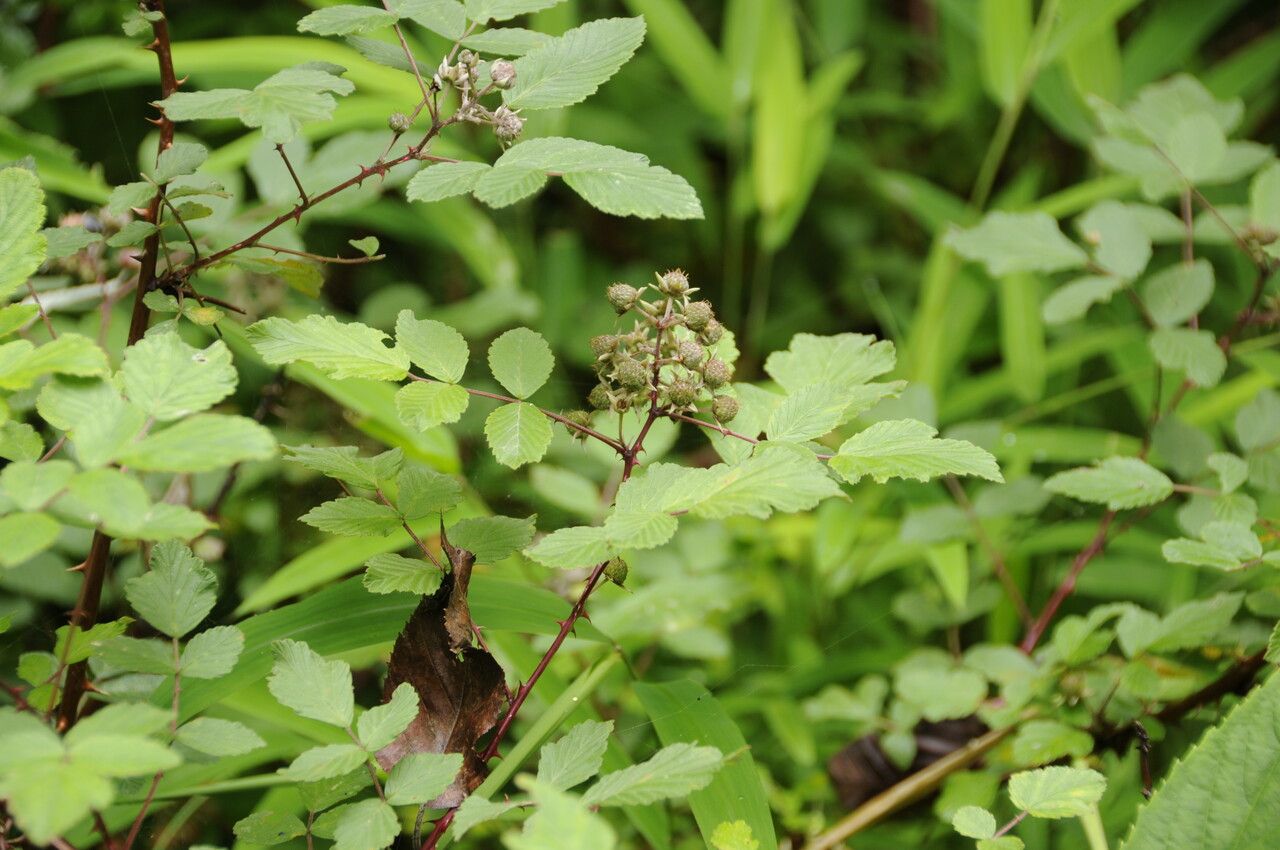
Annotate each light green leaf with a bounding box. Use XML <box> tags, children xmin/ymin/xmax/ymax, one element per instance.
<box><xmin>896</xmin><ymin>667</ymin><xmax>986</xmax><ymax>721</ymax></box>
<box><xmin>1149</xmin><ymin>326</ymin><xmax>1226</xmax><ymax>387</ymax></box>
<box><xmin>41</xmin><ymin>225</ymin><xmax>102</xmax><ymax>259</ymax></box>
<box><xmin>583</xmin><ymin>743</ymin><xmax>722</xmax><ymax>806</ymax></box>
<box><xmin>234</xmin><ymin>811</ymin><xmax>307</xmax><ymax>846</ymax></box>
<box><xmin>711</xmin><ymin>820</ymin><xmax>759</xmax><ymax>850</ymax></box>
<box><xmin>488</xmin><ymin>327</ymin><xmax>554</xmax><ymax>399</ymax></box>
<box><xmin>509</xmin><ymin>780</ymin><xmax>616</xmax><ymax>850</ymax></box>
<box><xmin>461</xmin><ymin>27</ymin><xmax>551</xmax><ymax>55</ymax></box>
<box><xmin>283</xmin><ymin>743</ymin><xmax>369</xmax><ymax>781</ymax></box>
<box><xmin>177</xmin><ymin>718</ymin><xmax>266</xmax><ymax>756</ymax></box>
<box><xmin>125</xmin><ymin>541</ymin><xmax>217</xmax><ymax>638</ymax></box>
<box><xmin>0</xmin><ymin>334</ymin><xmax>108</xmax><ymax>390</ymax></box>
<box><xmin>395</xmin><ymin>311</ymin><xmax>469</xmax><ymax>382</ymax></box>
<box><xmin>0</xmin><ymin>512</ymin><xmax>60</xmax><ymax>567</ymax></box>
<box><xmin>384</xmin><ymin>752</ymin><xmax>463</xmax><ymax>805</ymax></box>
<box><xmin>298</xmin><ymin>5</ymin><xmax>399</xmax><ymax>35</ymax></box>
<box><xmin>0</xmin><ymin>303</ymin><xmax>38</xmax><ymax>336</ymax></box>
<box><xmin>452</xmin><ymin>795</ymin><xmax>524</xmax><ymax>839</ymax></box>
<box><xmin>1162</xmin><ymin>520</ymin><xmax>1262</xmax><ymax>570</ymax></box>
<box><xmin>159</xmin><ymin>66</ymin><xmax>355</xmax><ymax>145</ymax></box>
<box><xmin>1235</xmin><ymin>389</ymin><xmax>1280</xmax><ymax>452</ymax></box>
<box><xmin>106</xmin><ymin>181</ymin><xmax>154</xmax><ymax>215</ymax></box>
<box><xmin>0</xmin><ymin>167</ymin><xmax>46</xmax><ymax>301</ymax></box>
<box><xmin>106</xmin><ymin>220</ymin><xmax>157</xmax><ymax>248</ymax></box>
<box><xmin>523</xmin><ymin>524</ymin><xmax>612</xmax><ymax>569</ymax></box>
<box><xmin>122</xmin><ymin>333</ymin><xmax>237</xmax><ymax>420</ymax></box>
<box><xmin>284</xmin><ymin>445</ymin><xmax>404</xmax><ymax>490</ymax></box>
<box><xmin>953</xmin><ymin>805</ymin><xmax>997</xmax><ymax>840</ymax></box>
<box><xmin>1076</xmin><ymin>200</ymin><xmax>1151</xmax><ymax>279</ymax></box>
<box><xmin>67</xmin><ymin>734</ymin><xmax>180</xmax><ymax>777</ymax></box>
<box><xmin>766</xmin><ymin>385</ymin><xmax>850</xmax><ymax>442</ymax></box>
<box><xmin>1045</xmin><ymin>456</ymin><xmax>1173</xmax><ymax>510</ymax></box>
<box><xmin>448</xmin><ymin>515</ymin><xmax>535</xmax><ymax>562</ymax></box>
<box><xmin>397</xmin><ymin>0</ymin><xmax>467</xmax><ymax>38</ymax></box>
<box><xmin>396</xmin><ymin>464</ymin><xmax>463</xmax><ymax>517</ymax></box>
<box><xmin>0</xmin><ymin>459</ymin><xmax>74</xmax><ymax>510</ymax></box>
<box><xmin>1011</xmin><ymin>720</ymin><xmax>1093</xmax><ymax>767</ymax></box>
<box><xmin>358</xmin><ymin>682</ymin><xmax>418</xmax><ymax>751</ymax></box>
<box><xmin>1141</xmin><ymin>259</ymin><xmax>1214</xmax><ymax>328</ymax></box>
<box><xmin>484</xmin><ymin>402</ymin><xmax>553</xmax><ymax>468</ymax></box>
<box><xmin>1042</xmin><ymin>275</ymin><xmax>1126</xmax><ymax>324</ymax></box>
<box><xmin>475</xmin><ymin>137</ymin><xmax>701</xmax><ymax>219</ymax></box>
<box><xmin>349</xmin><ymin>236</ymin><xmax>379</xmax><ymax>256</ymax></box>
<box><xmin>152</xmin><ymin>141</ymin><xmax>208</xmax><ymax>183</ymax></box>
<box><xmin>538</xmin><ymin>720</ymin><xmax>612</xmax><ymax>791</ymax></box>
<box><xmin>1008</xmin><ymin>766</ymin><xmax>1105</xmax><ymax>818</ymax></box>
<box><xmin>946</xmin><ymin>211</ymin><xmax>1088</xmax><ymax>276</ymax></box>
<box><xmin>247</xmin><ymin>315</ymin><xmax>409</xmax><ymax>380</ymax></box>
<box><xmin>40</xmin><ymin>379</ymin><xmax>146</xmax><ymax>469</ymax></box>
<box><xmin>465</xmin><ymin>0</ymin><xmax>565</xmax><ymax>22</ymax></box>
<box><xmin>0</xmin><ymin>761</ymin><xmax>112</xmax><ymax>845</ymax></box>
<box><xmin>506</xmin><ymin>17</ymin><xmax>643</xmax><ymax>110</ymax></box>
<box><xmin>63</xmin><ymin>467</ymin><xmax>211</xmax><ymax>540</ymax></box>
<box><xmin>1165</xmin><ymin>112</ymin><xmax>1227</xmax><ymax>183</ymax></box>
<box><xmin>925</xmin><ymin>541</ymin><xmax>969</xmax><ymax>610</ymax></box>
<box><xmin>332</xmin><ymin>798</ymin><xmax>398</xmax><ymax>850</ymax></box>
<box><xmin>831</xmin><ymin>419</ymin><xmax>1003</xmax><ymax>485</ymax></box>
<box><xmin>301</xmin><ymin>497</ymin><xmax>403</xmax><ymax>536</ymax></box>
<box><xmin>363</xmin><ymin>553</ymin><xmax>443</xmax><ymax>595</ymax></box>
<box><xmin>268</xmin><ymin>639</ymin><xmax>354</xmax><ymax>727</ymax></box>
<box><xmin>396</xmin><ymin>382</ymin><xmax>470</xmax><ymax>431</ymax></box>
<box><xmin>406</xmin><ymin>161</ymin><xmax>491</xmax><ymax>203</ymax></box>
<box><xmin>180</xmin><ymin>626</ymin><xmax>245</xmax><ymax>679</ymax></box>
<box><xmin>119</xmin><ymin>414</ymin><xmax>276</xmax><ymax>472</ymax></box>
<box><xmin>1207</xmin><ymin>452</ymin><xmax>1248</xmax><ymax>493</ymax></box>
<box><xmin>95</xmin><ymin>636</ymin><xmax>175</xmax><ymax>675</ymax></box>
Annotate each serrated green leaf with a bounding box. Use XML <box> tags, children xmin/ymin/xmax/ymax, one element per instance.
<box><xmin>946</xmin><ymin>211</ymin><xmax>1088</xmax><ymax>276</ymax></box>
<box><xmin>363</xmin><ymin>553</ymin><xmax>443</xmax><ymax>595</ymax></box>
<box><xmin>461</xmin><ymin>27</ymin><xmax>551</xmax><ymax>55</ymax></box>
<box><xmin>301</xmin><ymin>496</ymin><xmax>403</xmax><ymax>536</ymax></box>
<box><xmin>125</xmin><ymin>541</ymin><xmax>217</xmax><ymax>638</ymax></box>
<box><xmin>0</xmin><ymin>167</ymin><xmax>47</xmax><ymax>301</ymax></box>
<box><xmin>1045</xmin><ymin>456</ymin><xmax>1173</xmax><ymax>510</ymax></box>
<box><xmin>505</xmin><ymin>17</ymin><xmax>643</xmax><ymax>110</ymax></box>
<box><xmin>0</xmin><ymin>334</ymin><xmax>108</xmax><ymax>390</ymax></box>
<box><xmin>0</xmin><ymin>760</ymin><xmax>112</xmax><ymax>845</ymax></box>
<box><xmin>0</xmin><ymin>512</ymin><xmax>60</xmax><ymax>567</ymax></box>
<box><xmin>484</xmin><ymin>402</ymin><xmax>553</xmax><ymax>468</ymax></box>
<box><xmin>538</xmin><ymin>719</ymin><xmax>612</xmax><ymax>791</ymax></box>
<box><xmin>509</xmin><ymin>780</ymin><xmax>616</xmax><ymax>850</ymax></box>
<box><xmin>465</xmin><ymin>0</ymin><xmax>565</xmax><ymax>22</ymax></box>
<box><xmin>284</xmin><ymin>743</ymin><xmax>369</xmax><ymax>781</ymax></box>
<box><xmin>765</xmin><ymin>385</ymin><xmax>850</xmax><ymax>442</ymax></box>
<box><xmin>1042</xmin><ymin>275</ymin><xmax>1127</xmax><ymax>324</ymax></box>
<box><xmin>397</xmin><ymin>0</ymin><xmax>467</xmax><ymax>38</ymax></box>
<box><xmin>406</xmin><ymin>161</ymin><xmax>491</xmax><ymax>203</ymax></box>
<box><xmin>452</xmin><ymin>795</ymin><xmax>524</xmax><ymax>839</ymax></box>
<box><xmin>488</xmin><ymin>327</ymin><xmax>553</xmax><ymax>399</ymax></box>
<box><xmin>0</xmin><ymin>303</ymin><xmax>38</xmax><ymax>337</ymax></box>
<box><xmin>523</xmin><ymin>524</ymin><xmax>612</xmax><ymax>569</ymax></box>
<box><xmin>395</xmin><ymin>464</ymin><xmax>463</xmax><ymax>517</ymax></box>
<box><xmin>284</xmin><ymin>445</ymin><xmax>404</xmax><ymax>490</ymax></box>
<box><xmin>385</xmin><ymin>752</ymin><xmax>463</xmax><ymax>805</ymax></box>
<box><xmin>1010</xmin><ymin>720</ymin><xmax>1093</xmax><ymax>767</ymax></box>
<box><xmin>122</xmin><ymin>333</ymin><xmax>237</xmax><ymax>420</ymax></box>
<box><xmin>831</xmin><ymin>419</ymin><xmax>1002</xmax><ymax>485</ymax></box>
<box><xmin>1076</xmin><ymin>200</ymin><xmax>1150</xmax><ymax>279</ymax></box>
<box><xmin>95</xmin><ymin>636</ymin><xmax>175</xmax><ymax>675</ymax></box>
<box><xmin>358</xmin><ymin>682</ymin><xmax>418</xmax><ymax>751</ymax></box>
<box><xmin>41</xmin><ymin>225</ymin><xmax>102</xmax><ymax>259</ymax></box>
<box><xmin>332</xmin><ymin>798</ymin><xmax>398</xmax><ymax>850</ymax></box>
<box><xmin>118</xmin><ymin>414</ymin><xmax>276</xmax><ymax>472</ymax></box>
<box><xmin>177</xmin><ymin>718</ymin><xmax>265</xmax><ymax>756</ymax></box>
<box><xmin>1142</xmin><ymin>259</ymin><xmax>1214</xmax><ymax>328</ymax></box>
<box><xmin>298</xmin><ymin>5</ymin><xmax>399</xmax><ymax>35</ymax></box>
<box><xmin>896</xmin><ymin>667</ymin><xmax>986</xmax><ymax>721</ymax></box>
<box><xmin>63</xmin><ymin>467</ymin><xmax>211</xmax><ymax>540</ymax></box>
<box><xmin>448</xmin><ymin>515</ymin><xmax>535</xmax><ymax>562</ymax></box>
<box><xmin>152</xmin><ymin>141</ymin><xmax>208</xmax><ymax>183</ymax></box>
<box><xmin>1149</xmin><ymin>326</ymin><xmax>1226</xmax><ymax>387</ymax></box>
<box><xmin>396</xmin><ymin>382</ymin><xmax>469</xmax><ymax>431</ymax></box>
<box><xmin>159</xmin><ymin>66</ymin><xmax>355</xmax><ymax>145</ymax></box>
<box><xmin>1207</xmin><ymin>452</ymin><xmax>1248</xmax><ymax>493</ymax></box>
<box><xmin>180</xmin><ymin>625</ymin><xmax>245</xmax><ymax>679</ymax></box>
<box><xmin>0</xmin><ymin>459</ymin><xmax>74</xmax><ymax>510</ymax></box>
<box><xmin>106</xmin><ymin>220</ymin><xmax>158</xmax><ymax>247</ymax></box>
<box><xmin>234</xmin><ymin>811</ymin><xmax>307</xmax><ymax>846</ymax></box>
<box><xmin>583</xmin><ymin>742</ymin><xmax>721</xmax><ymax>806</ymax></box>
<box><xmin>247</xmin><ymin>315</ymin><xmax>409</xmax><ymax>381</ymax></box>
<box><xmin>395</xmin><ymin>310</ymin><xmax>468</xmax><ymax>382</ymax></box>
<box><xmin>268</xmin><ymin>639</ymin><xmax>354</xmax><ymax>727</ymax></box>
<box><xmin>1008</xmin><ymin>766</ymin><xmax>1105</xmax><ymax>818</ymax></box>
<box><xmin>39</xmin><ymin>378</ymin><xmax>146</xmax><ymax>468</ymax></box>
<box><xmin>953</xmin><ymin>805</ymin><xmax>997</xmax><ymax>839</ymax></box>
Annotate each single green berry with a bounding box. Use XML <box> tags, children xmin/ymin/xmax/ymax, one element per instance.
<box><xmin>607</xmin><ymin>282</ymin><xmax>640</xmax><ymax>314</ymax></box>
<box><xmin>604</xmin><ymin>557</ymin><xmax>629</xmax><ymax>586</ymax></box>
<box><xmin>490</xmin><ymin>59</ymin><xmax>516</xmax><ymax>89</ymax></box>
<box><xmin>588</xmin><ymin>384</ymin><xmax>612</xmax><ymax>410</ymax></box>
<box><xmin>564</xmin><ymin>410</ymin><xmax>593</xmax><ymax>440</ymax></box>
<box><xmin>703</xmin><ymin>357</ymin><xmax>732</xmax><ymax>389</ymax></box>
<box><xmin>387</xmin><ymin>112</ymin><xmax>412</xmax><ymax>133</ymax></box>
<box><xmin>684</xmin><ymin>300</ymin><xmax>714</xmax><ymax>332</ymax></box>
<box><xmin>678</xmin><ymin>339</ymin><xmax>705</xmax><ymax>366</ymax></box>
<box><xmin>615</xmin><ymin>357</ymin><xmax>649</xmax><ymax>391</ymax></box>
<box><xmin>712</xmin><ymin>394</ymin><xmax>740</xmax><ymax>424</ymax></box>
<box><xmin>492</xmin><ymin>105</ymin><xmax>524</xmax><ymax>143</ymax></box>
<box><xmin>667</xmin><ymin>377</ymin><xmax>698</xmax><ymax>407</ymax></box>
<box><xmin>700</xmin><ymin>319</ymin><xmax>724</xmax><ymax>344</ymax></box>
<box><xmin>590</xmin><ymin>334</ymin><xmax>619</xmax><ymax>357</ymax></box>
<box><xmin>658</xmin><ymin>268</ymin><xmax>690</xmax><ymax>296</ymax></box>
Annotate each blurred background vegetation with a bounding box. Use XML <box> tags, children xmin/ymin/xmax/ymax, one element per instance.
<box><xmin>2</xmin><ymin>1</ymin><xmax>1279</xmax><ymax>847</ymax></box>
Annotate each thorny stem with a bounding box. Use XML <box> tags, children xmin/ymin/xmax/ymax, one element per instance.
<box><xmin>58</xmin><ymin>0</ymin><xmax>179</xmax><ymax>731</ymax></box>
<box><xmin>1020</xmin><ymin>512</ymin><xmax>1115</xmax><ymax>653</ymax></box>
<box><xmin>275</xmin><ymin>143</ymin><xmax>308</xmax><ymax>206</ymax></box>
<box><xmin>256</xmin><ymin>243</ymin><xmax>384</xmax><ymax>265</ymax></box>
<box><xmin>994</xmin><ymin>811</ymin><xmax>1029</xmax><ymax>838</ymax></box>
<box><xmin>943</xmin><ymin>475</ymin><xmax>1033</xmax><ymax>627</ymax></box>
<box><xmin>25</xmin><ymin>281</ymin><xmax>56</xmax><ymax>339</ymax></box>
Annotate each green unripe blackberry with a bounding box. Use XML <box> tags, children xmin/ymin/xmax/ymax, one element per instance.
<box><xmin>712</xmin><ymin>394</ymin><xmax>740</xmax><ymax>424</ymax></box>
<box><xmin>607</xmin><ymin>282</ymin><xmax>639</xmax><ymax>314</ymax></box>
<box><xmin>590</xmin><ymin>334</ymin><xmax>618</xmax><ymax>357</ymax></box>
<box><xmin>699</xmin><ymin>319</ymin><xmax>724</xmax><ymax>344</ymax></box>
<box><xmin>658</xmin><ymin>268</ymin><xmax>690</xmax><ymax>296</ymax></box>
<box><xmin>604</xmin><ymin>556</ymin><xmax>628</xmax><ymax>586</ymax></box>
<box><xmin>588</xmin><ymin>384</ymin><xmax>611</xmax><ymax>410</ymax></box>
<box><xmin>564</xmin><ymin>410</ymin><xmax>593</xmax><ymax>440</ymax></box>
<box><xmin>677</xmin><ymin>339</ymin><xmax>705</xmax><ymax>366</ymax></box>
<box><xmin>702</xmin><ymin>357</ymin><xmax>732</xmax><ymax>389</ymax></box>
<box><xmin>684</xmin><ymin>300</ymin><xmax>714</xmax><ymax>332</ymax></box>
<box><xmin>387</xmin><ymin>112</ymin><xmax>412</xmax><ymax>133</ymax></box>
<box><xmin>667</xmin><ymin>377</ymin><xmax>698</xmax><ymax>407</ymax></box>
<box><xmin>615</xmin><ymin>357</ymin><xmax>648</xmax><ymax>391</ymax></box>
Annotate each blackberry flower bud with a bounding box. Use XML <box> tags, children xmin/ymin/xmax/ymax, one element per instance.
<box><xmin>702</xmin><ymin>357</ymin><xmax>732</xmax><ymax>389</ymax></box>
<box><xmin>684</xmin><ymin>300</ymin><xmax>714</xmax><ymax>331</ymax></box>
<box><xmin>712</xmin><ymin>394</ymin><xmax>740</xmax><ymax>424</ymax></box>
<box><xmin>607</xmin><ymin>282</ymin><xmax>639</xmax><ymax>314</ymax></box>
<box><xmin>490</xmin><ymin>59</ymin><xmax>517</xmax><ymax>89</ymax></box>
<box><xmin>588</xmin><ymin>384</ymin><xmax>612</xmax><ymax>410</ymax></box>
<box><xmin>492</xmin><ymin>105</ymin><xmax>524</xmax><ymax>142</ymax></box>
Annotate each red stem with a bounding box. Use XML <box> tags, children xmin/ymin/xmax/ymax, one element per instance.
<box><xmin>1019</xmin><ymin>512</ymin><xmax>1114</xmax><ymax>653</ymax></box>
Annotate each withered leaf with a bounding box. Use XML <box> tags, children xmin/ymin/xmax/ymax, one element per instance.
<box><xmin>375</xmin><ymin>529</ymin><xmax>507</xmax><ymax>808</ymax></box>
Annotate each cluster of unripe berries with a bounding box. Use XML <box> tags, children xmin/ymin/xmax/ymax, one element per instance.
<box><xmin>563</xmin><ymin>270</ymin><xmax>739</xmax><ymax>437</ymax></box>
<box><xmin>428</xmin><ymin>50</ymin><xmax>524</xmax><ymax>144</ymax></box>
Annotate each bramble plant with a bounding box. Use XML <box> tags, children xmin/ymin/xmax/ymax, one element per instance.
<box><xmin>2</xmin><ymin>2</ymin><xmax>1280</xmax><ymax>850</ymax></box>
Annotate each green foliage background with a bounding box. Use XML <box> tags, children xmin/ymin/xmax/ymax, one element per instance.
<box><xmin>2</xmin><ymin>1</ymin><xmax>1280</xmax><ymax>849</ymax></box>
